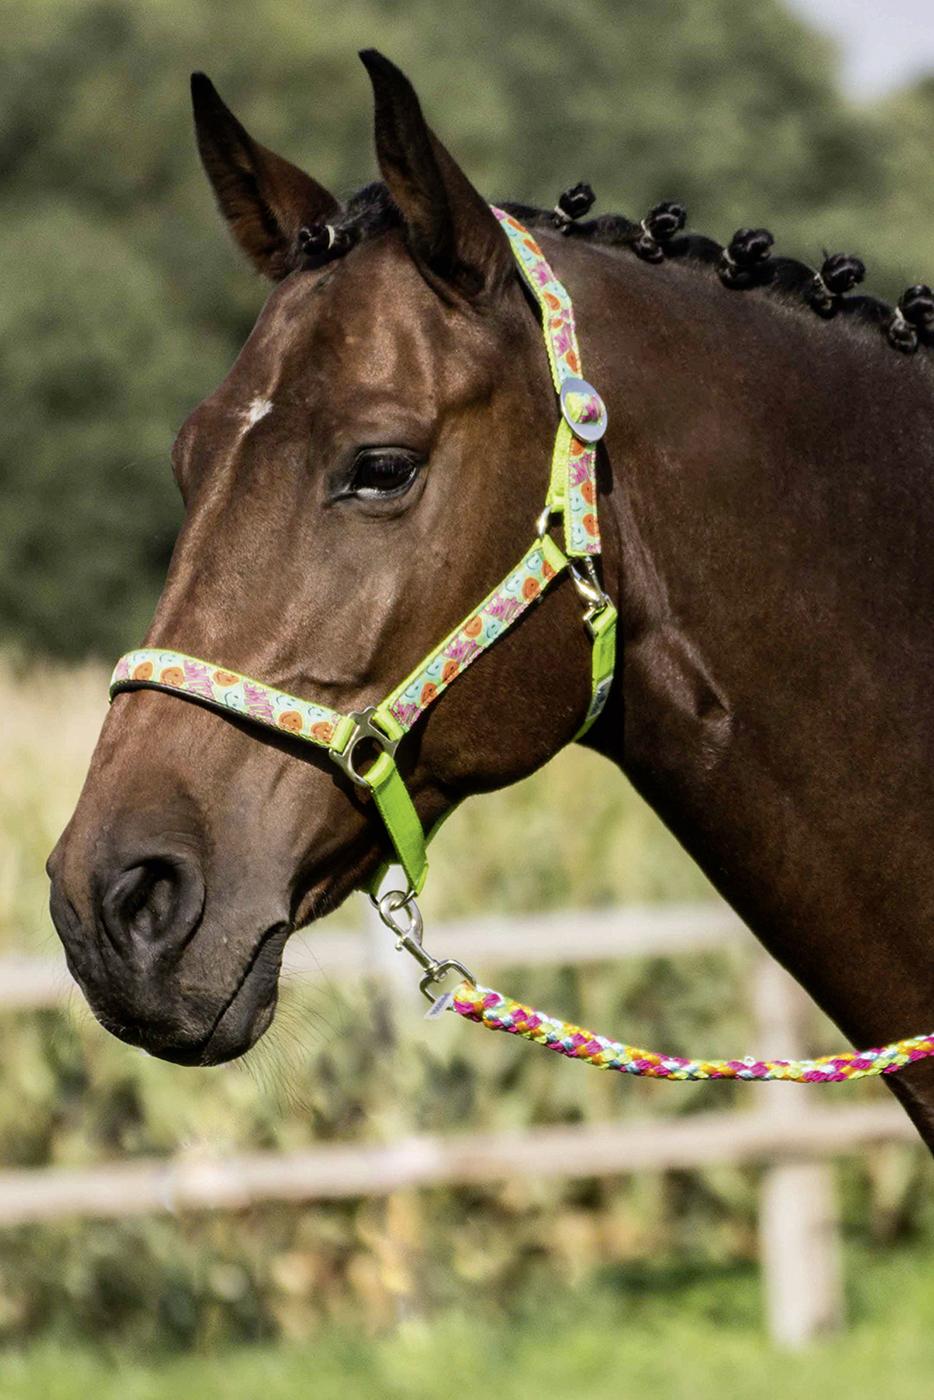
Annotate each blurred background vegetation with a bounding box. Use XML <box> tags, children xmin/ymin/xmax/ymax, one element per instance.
<box><xmin>4</xmin><ymin>0</ymin><xmax>934</xmax><ymax>661</ymax></box>
<box><xmin>1</xmin><ymin>0</ymin><xmax>933</xmax><ymax>1393</ymax></box>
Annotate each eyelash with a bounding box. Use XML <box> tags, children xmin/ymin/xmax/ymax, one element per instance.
<box><xmin>347</xmin><ymin>448</ymin><xmax>422</xmax><ymax>500</ymax></box>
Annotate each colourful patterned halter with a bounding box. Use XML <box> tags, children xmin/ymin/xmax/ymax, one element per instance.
<box><xmin>110</xmin><ymin>212</ymin><xmax>934</xmax><ymax>1085</ymax></box>
<box><xmin>111</xmin><ymin>208</ymin><xmax>616</xmax><ymax>900</ymax></box>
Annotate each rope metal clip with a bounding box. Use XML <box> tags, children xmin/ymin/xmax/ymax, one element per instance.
<box><xmin>370</xmin><ymin>889</ymin><xmax>474</xmax><ymax>1001</ymax></box>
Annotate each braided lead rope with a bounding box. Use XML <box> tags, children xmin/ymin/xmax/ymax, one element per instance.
<box><xmin>449</xmin><ymin>982</ymin><xmax>934</xmax><ymax>1082</ymax></box>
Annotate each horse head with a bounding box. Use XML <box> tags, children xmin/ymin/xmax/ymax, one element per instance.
<box><xmin>47</xmin><ymin>53</ymin><xmax>600</xmax><ymax>1064</ymax></box>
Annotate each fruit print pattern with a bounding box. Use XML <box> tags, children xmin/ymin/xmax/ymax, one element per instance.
<box><xmin>385</xmin><ymin>542</ymin><xmax>561</xmax><ymax>731</ymax></box>
<box><xmin>111</xmin><ymin>651</ymin><xmax>341</xmax><ymax>748</ymax></box>
<box><xmin>492</xmin><ymin>207</ymin><xmax>602</xmax><ymax>557</ymax></box>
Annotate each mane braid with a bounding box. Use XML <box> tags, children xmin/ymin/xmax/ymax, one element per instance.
<box><xmin>295</xmin><ymin>181</ymin><xmax>931</xmax><ymax>359</ymax></box>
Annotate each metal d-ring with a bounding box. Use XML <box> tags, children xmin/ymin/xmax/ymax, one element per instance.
<box><xmin>329</xmin><ymin>706</ymin><xmax>400</xmax><ymax>789</ymax></box>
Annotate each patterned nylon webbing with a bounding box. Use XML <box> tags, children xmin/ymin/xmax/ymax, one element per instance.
<box><xmin>491</xmin><ymin>207</ymin><xmax>602</xmax><ymax>558</ymax></box>
<box><xmin>111</xmin><ymin>650</ymin><xmax>342</xmax><ymax>747</ymax></box>
<box><xmin>382</xmin><ymin>536</ymin><xmax>567</xmax><ymax>731</ymax></box>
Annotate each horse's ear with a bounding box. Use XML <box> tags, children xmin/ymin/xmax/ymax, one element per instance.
<box><xmin>359</xmin><ymin>50</ymin><xmax>513</xmax><ymax>302</ymax></box>
<box><xmin>190</xmin><ymin>72</ymin><xmax>339</xmax><ymax>282</ymax></box>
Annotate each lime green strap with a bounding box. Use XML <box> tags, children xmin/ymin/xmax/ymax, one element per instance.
<box><xmin>576</xmin><ymin>602</ymin><xmax>617</xmax><ymax>739</ymax></box>
<box><xmin>366</xmin><ymin>752</ymin><xmax>429</xmax><ymax>895</ymax></box>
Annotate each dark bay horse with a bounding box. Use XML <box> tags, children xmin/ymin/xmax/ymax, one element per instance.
<box><xmin>48</xmin><ymin>52</ymin><xmax>934</xmax><ymax>1147</ymax></box>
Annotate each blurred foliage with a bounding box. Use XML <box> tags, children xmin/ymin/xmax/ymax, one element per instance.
<box><xmin>0</xmin><ymin>963</ymin><xmax>929</xmax><ymax>1352</ymax></box>
<box><xmin>4</xmin><ymin>1242</ymin><xmax>934</xmax><ymax>1399</ymax></box>
<box><xmin>1</xmin><ymin>0</ymin><xmax>934</xmax><ymax>656</ymax></box>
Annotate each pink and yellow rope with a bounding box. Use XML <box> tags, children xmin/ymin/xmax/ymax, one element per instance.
<box><xmin>450</xmin><ymin>983</ymin><xmax>934</xmax><ymax>1082</ymax></box>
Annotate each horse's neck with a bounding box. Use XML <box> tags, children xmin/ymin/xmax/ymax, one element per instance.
<box><xmin>557</xmin><ymin>235</ymin><xmax>934</xmax><ymax>1056</ymax></box>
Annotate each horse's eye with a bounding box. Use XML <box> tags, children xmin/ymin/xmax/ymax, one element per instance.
<box><xmin>349</xmin><ymin>448</ymin><xmax>421</xmax><ymax>499</ymax></box>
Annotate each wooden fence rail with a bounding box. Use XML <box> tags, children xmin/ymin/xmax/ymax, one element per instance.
<box><xmin>0</xmin><ymin>1104</ymin><xmax>911</xmax><ymax>1226</ymax></box>
<box><xmin>0</xmin><ymin>901</ymin><xmax>748</xmax><ymax>1010</ymax></box>
<box><xmin>0</xmin><ymin>900</ymin><xmax>922</xmax><ymax>1350</ymax></box>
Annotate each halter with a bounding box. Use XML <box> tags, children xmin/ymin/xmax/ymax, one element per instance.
<box><xmin>109</xmin><ymin>211</ymin><xmax>934</xmax><ymax>1085</ymax></box>
<box><xmin>110</xmin><ymin>210</ymin><xmax>617</xmax><ymax>901</ymax></box>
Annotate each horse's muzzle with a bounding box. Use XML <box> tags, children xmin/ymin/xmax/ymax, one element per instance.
<box><xmin>47</xmin><ymin>834</ymin><xmax>289</xmax><ymax>1066</ymax></box>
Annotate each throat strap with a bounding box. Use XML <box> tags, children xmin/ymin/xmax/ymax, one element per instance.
<box><xmin>109</xmin><ymin>211</ymin><xmax>616</xmax><ymax>896</ymax></box>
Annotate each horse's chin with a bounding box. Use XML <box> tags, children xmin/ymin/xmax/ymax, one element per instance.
<box><xmin>155</xmin><ymin>992</ymin><xmax>278</xmax><ymax>1066</ymax></box>
<box><xmin>65</xmin><ymin>920</ymin><xmax>291</xmax><ymax>1067</ymax></box>
<box><xmin>193</xmin><ymin>923</ymin><xmax>289</xmax><ymax>1065</ymax></box>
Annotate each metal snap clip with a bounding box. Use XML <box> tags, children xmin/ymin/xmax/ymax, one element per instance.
<box><xmin>569</xmin><ymin>558</ymin><xmax>612</xmax><ymax>636</ymax></box>
<box><xmin>371</xmin><ymin>890</ymin><xmax>475</xmax><ymax>1002</ymax></box>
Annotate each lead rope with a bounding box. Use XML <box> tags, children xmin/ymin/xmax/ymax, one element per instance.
<box><xmin>371</xmin><ymin>893</ymin><xmax>934</xmax><ymax>1083</ymax></box>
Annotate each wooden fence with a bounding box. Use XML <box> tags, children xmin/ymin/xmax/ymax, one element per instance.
<box><xmin>0</xmin><ymin>900</ymin><xmax>920</xmax><ymax>1349</ymax></box>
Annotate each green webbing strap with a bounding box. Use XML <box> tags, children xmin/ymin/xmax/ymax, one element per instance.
<box><xmin>366</xmin><ymin>752</ymin><xmax>429</xmax><ymax>895</ymax></box>
<box><xmin>576</xmin><ymin>604</ymin><xmax>617</xmax><ymax>740</ymax></box>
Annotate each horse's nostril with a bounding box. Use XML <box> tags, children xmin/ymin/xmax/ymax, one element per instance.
<box><xmin>102</xmin><ymin>854</ymin><xmax>205</xmax><ymax>958</ymax></box>
<box><xmin>119</xmin><ymin>862</ymin><xmax>174</xmax><ymax>937</ymax></box>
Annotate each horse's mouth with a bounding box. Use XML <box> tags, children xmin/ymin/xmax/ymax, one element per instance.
<box><xmin>78</xmin><ymin>921</ymin><xmax>292</xmax><ymax>1068</ymax></box>
<box><xmin>193</xmin><ymin>920</ymin><xmax>291</xmax><ymax>1066</ymax></box>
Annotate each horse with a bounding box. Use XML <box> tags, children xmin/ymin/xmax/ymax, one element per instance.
<box><xmin>47</xmin><ymin>51</ymin><xmax>934</xmax><ymax>1149</ymax></box>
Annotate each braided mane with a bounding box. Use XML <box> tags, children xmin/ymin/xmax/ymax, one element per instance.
<box><xmin>296</xmin><ymin>181</ymin><xmax>934</xmax><ymax>358</ymax></box>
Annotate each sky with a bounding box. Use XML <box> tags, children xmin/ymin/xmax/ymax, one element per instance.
<box><xmin>787</xmin><ymin>0</ymin><xmax>934</xmax><ymax>95</ymax></box>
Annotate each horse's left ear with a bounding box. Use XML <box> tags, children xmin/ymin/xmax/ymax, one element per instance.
<box><xmin>359</xmin><ymin>49</ymin><xmax>514</xmax><ymax>302</ymax></box>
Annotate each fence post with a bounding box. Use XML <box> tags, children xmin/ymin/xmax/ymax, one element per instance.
<box><xmin>753</xmin><ymin>954</ymin><xmax>844</xmax><ymax>1349</ymax></box>
<box><xmin>363</xmin><ymin>870</ymin><xmax>422</xmax><ymax>1322</ymax></box>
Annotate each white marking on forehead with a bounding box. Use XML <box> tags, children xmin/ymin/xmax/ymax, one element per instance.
<box><xmin>242</xmin><ymin>396</ymin><xmax>273</xmax><ymax>429</ymax></box>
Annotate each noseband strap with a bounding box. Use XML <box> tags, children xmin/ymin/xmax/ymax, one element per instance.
<box><xmin>110</xmin><ymin>211</ymin><xmax>617</xmax><ymax>897</ymax></box>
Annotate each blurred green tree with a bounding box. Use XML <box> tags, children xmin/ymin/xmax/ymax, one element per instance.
<box><xmin>0</xmin><ymin>0</ymin><xmax>931</xmax><ymax>656</ymax></box>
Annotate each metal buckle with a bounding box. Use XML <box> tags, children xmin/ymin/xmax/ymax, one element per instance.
<box><xmin>559</xmin><ymin>376</ymin><xmax>608</xmax><ymax>443</ymax></box>
<box><xmin>371</xmin><ymin>889</ymin><xmax>475</xmax><ymax>1002</ymax></box>
<box><xmin>569</xmin><ymin>558</ymin><xmax>611</xmax><ymax>637</ymax></box>
<box><xmin>329</xmin><ymin>706</ymin><xmax>400</xmax><ymax>789</ymax></box>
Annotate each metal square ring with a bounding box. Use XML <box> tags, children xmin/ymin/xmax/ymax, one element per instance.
<box><xmin>329</xmin><ymin>706</ymin><xmax>400</xmax><ymax>788</ymax></box>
